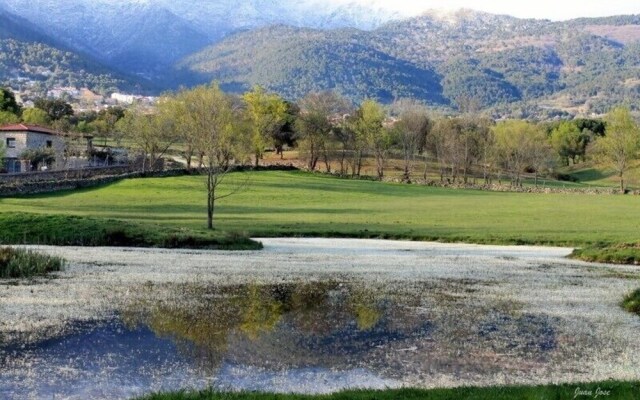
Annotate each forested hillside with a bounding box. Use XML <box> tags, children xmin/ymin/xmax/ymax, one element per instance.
<box><xmin>179</xmin><ymin>10</ymin><xmax>640</xmax><ymax>116</ymax></box>
<box><xmin>1</xmin><ymin>2</ymin><xmax>639</xmax><ymax>116</ymax></box>
<box><xmin>178</xmin><ymin>26</ymin><xmax>444</xmax><ymax>104</ymax></box>
<box><xmin>0</xmin><ymin>9</ymin><xmax>147</xmax><ymax>94</ymax></box>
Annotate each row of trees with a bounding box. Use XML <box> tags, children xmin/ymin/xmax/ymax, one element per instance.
<box><xmin>293</xmin><ymin>93</ymin><xmax>639</xmax><ymax>190</ymax></box>
<box><xmin>3</xmin><ymin>85</ymin><xmax>639</xmax><ymax>228</ymax></box>
<box><xmin>3</xmin><ymin>87</ymin><xmax>636</xmax><ymax>190</ymax></box>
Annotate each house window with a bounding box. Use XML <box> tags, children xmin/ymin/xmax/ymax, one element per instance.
<box><xmin>6</xmin><ymin>138</ymin><xmax>15</xmax><ymax>148</ymax></box>
<box><xmin>46</xmin><ymin>140</ymin><xmax>52</xmax><ymax>148</ymax></box>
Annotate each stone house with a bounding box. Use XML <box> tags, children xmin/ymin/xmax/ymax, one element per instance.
<box><xmin>0</xmin><ymin>124</ymin><xmax>93</xmax><ymax>173</ymax></box>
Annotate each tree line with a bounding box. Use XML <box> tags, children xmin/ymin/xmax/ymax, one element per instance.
<box><xmin>2</xmin><ymin>85</ymin><xmax>639</xmax><ymax>228</ymax></box>
<box><xmin>109</xmin><ymin>85</ymin><xmax>638</xmax><ymax>198</ymax></box>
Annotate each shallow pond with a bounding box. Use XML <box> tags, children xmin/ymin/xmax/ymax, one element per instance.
<box><xmin>1</xmin><ymin>239</ymin><xmax>639</xmax><ymax>399</ymax></box>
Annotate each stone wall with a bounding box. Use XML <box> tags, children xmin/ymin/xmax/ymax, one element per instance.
<box><xmin>409</xmin><ymin>179</ymin><xmax>631</xmax><ymax>195</ymax></box>
<box><xmin>0</xmin><ymin>166</ymin><xmax>133</xmax><ymax>184</ymax></box>
<box><xmin>0</xmin><ymin>168</ymin><xmax>188</xmax><ymax>197</ymax></box>
<box><xmin>0</xmin><ymin>165</ymin><xmax>299</xmax><ymax>197</ymax></box>
<box><xmin>309</xmin><ymin>170</ymin><xmax>639</xmax><ymax>195</ymax></box>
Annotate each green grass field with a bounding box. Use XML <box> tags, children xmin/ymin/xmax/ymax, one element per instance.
<box><xmin>137</xmin><ymin>381</ymin><xmax>640</xmax><ymax>400</ymax></box>
<box><xmin>1</xmin><ymin>170</ymin><xmax>639</xmax><ymax>247</ymax></box>
<box><xmin>560</xmin><ymin>161</ymin><xmax>640</xmax><ymax>189</ymax></box>
<box><xmin>0</xmin><ymin>213</ymin><xmax>261</xmax><ymax>250</ymax></box>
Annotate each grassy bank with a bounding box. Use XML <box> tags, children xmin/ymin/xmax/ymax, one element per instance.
<box><xmin>0</xmin><ymin>213</ymin><xmax>261</xmax><ymax>250</ymax></box>
<box><xmin>137</xmin><ymin>381</ymin><xmax>640</xmax><ymax>400</ymax></box>
<box><xmin>622</xmin><ymin>289</ymin><xmax>640</xmax><ymax>315</ymax></box>
<box><xmin>2</xmin><ymin>170</ymin><xmax>640</xmax><ymax>247</ymax></box>
<box><xmin>571</xmin><ymin>244</ymin><xmax>640</xmax><ymax>265</ymax></box>
<box><xmin>0</xmin><ymin>247</ymin><xmax>64</xmax><ymax>278</ymax></box>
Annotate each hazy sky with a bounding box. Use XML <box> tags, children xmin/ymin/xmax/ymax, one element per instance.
<box><xmin>352</xmin><ymin>0</ymin><xmax>640</xmax><ymax>20</ymax></box>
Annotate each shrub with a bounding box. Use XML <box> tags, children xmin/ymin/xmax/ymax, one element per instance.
<box><xmin>0</xmin><ymin>247</ymin><xmax>64</xmax><ymax>278</ymax></box>
<box><xmin>570</xmin><ymin>243</ymin><xmax>640</xmax><ymax>264</ymax></box>
<box><xmin>20</xmin><ymin>148</ymin><xmax>56</xmax><ymax>170</ymax></box>
<box><xmin>622</xmin><ymin>289</ymin><xmax>640</xmax><ymax>315</ymax></box>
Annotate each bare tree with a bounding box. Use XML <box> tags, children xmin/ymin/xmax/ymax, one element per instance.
<box><xmin>425</xmin><ymin>119</ymin><xmax>448</xmax><ymax>182</ymax></box>
<box><xmin>295</xmin><ymin>91</ymin><xmax>351</xmax><ymax>172</ymax></box>
<box><xmin>528</xmin><ymin>129</ymin><xmax>555</xmax><ymax>187</ymax></box>
<box><xmin>391</xmin><ymin>99</ymin><xmax>431</xmax><ymax>182</ymax></box>
<box><xmin>460</xmin><ymin>117</ymin><xmax>492</xmax><ymax>184</ymax></box>
<box><xmin>116</xmin><ymin>107</ymin><xmax>176</xmax><ymax>172</ymax></box>
<box><xmin>478</xmin><ymin>123</ymin><xmax>496</xmax><ymax>185</ymax></box>
<box><xmin>429</xmin><ymin>118</ymin><xmax>468</xmax><ymax>183</ymax></box>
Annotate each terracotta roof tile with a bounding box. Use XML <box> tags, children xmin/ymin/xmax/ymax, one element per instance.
<box><xmin>0</xmin><ymin>124</ymin><xmax>62</xmax><ymax>136</ymax></box>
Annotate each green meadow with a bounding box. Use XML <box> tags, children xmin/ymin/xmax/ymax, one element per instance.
<box><xmin>1</xmin><ymin>170</ymin><xmax>639</xmax><ymax>247</ymax></box>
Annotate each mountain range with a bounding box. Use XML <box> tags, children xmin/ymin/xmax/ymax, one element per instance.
<box><xmin>1</xmin><ymin>1</ymin><xmax>640</xmax><ymax>117</ymax></box>
<box><xmin>0</xmin><ymin>6</ymin><xmax>146</xmax><ymax>94</ymax></box>
<box><xmin>0</xmin><ymin>0</ymin><xmax>402</xmax><ymax>79</ymax></box>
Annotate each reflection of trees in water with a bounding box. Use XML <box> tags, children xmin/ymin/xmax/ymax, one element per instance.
<box><xmin>240</xmin><ymin>285</ymin><xmax>283</xmax><ymax>340</ymax></box>
<box><xmin>121</xmin><ymin>281</ymin><xmax>426</xmax><ymax>372</ymax></box>
<box><xmin>121</xmin><ymin>280</ymin><xmax>571</xmax><ymax>378</ymax></box>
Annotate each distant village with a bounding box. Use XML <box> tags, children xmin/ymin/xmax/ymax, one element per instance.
<box><xmin>6</xmin><ymin>79</ymin><xmax>157</xmax><ymax>113</ymax></box>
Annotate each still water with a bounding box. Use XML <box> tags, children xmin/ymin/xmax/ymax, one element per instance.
<box><xmin>0</xmin><ymin>280</ymin><xmax>562</xmax><ymax>399</ymax></box>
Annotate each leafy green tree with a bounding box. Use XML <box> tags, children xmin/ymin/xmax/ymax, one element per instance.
<box><xmin>243</xmin><ymin>86</ymin><xmax>287</xmax><ymax>167</ymax></box>
<box><xmin>21</xmin><ymin>108</ymin><xmax>51</xmax><ymax>125</ymax></box>
<box><xmin>0</xmin><ymin>110</ymin><xmax>20</xmax><ymax>125</ymax></box>
<box><xmin>170</xmin><ymin>83</ymin><xmax>250</xmax><ymax>229</ymax></box>
<box><xmin>594</xmin><ymin>107</ymin><xmax>640</xmax><ymax>191</ymax></box>
<box><xmin>75</xmin><ymin>120</ymin><xmax>96</xmax><ymax>134</ymax></box>
<box><xmin>493</xmin><ymin>120</ymin><xmax>544</xmax><ymax>186</ymax></box>
<box><xmin>34</xmin><ymin>98</ymin><xmax>74</xmax><ymax>121</ymax></box>
<box><xmin>86</xmin><ymin>107</ymin><xmax>126</xmax><ymax>145</ymax></box>
<box><xmin>102</xmin><ymin>107</ymin><xmax>127</xmax><ymax>146</ymax></box>
<box><xmin>0</xmin><ymin>88</ymin><xmax>21</xmax><ymax>115</ymax></box>
<box><xmin>550</xmin><ymin>122</ymin><xmax>590</xmax><ymax>165</ymax></box>
<box><xmin>574</xmin><ymin>119</ymin><xmax>606</xmax><ymax>137</ymax></box>
<box><xmin>352</xmin><ymin>99</ymin><xmax>387</xmax><ymax>179</ymax></box>
<box><xmin>273</xmin><ymin>101</ymin><xmax>299</xmax><ymax>158</ymax></box>
<box><xmin>98</xmin><ymin>106</ymin><xmax>126</xmax><ymax>124</ymax></box>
